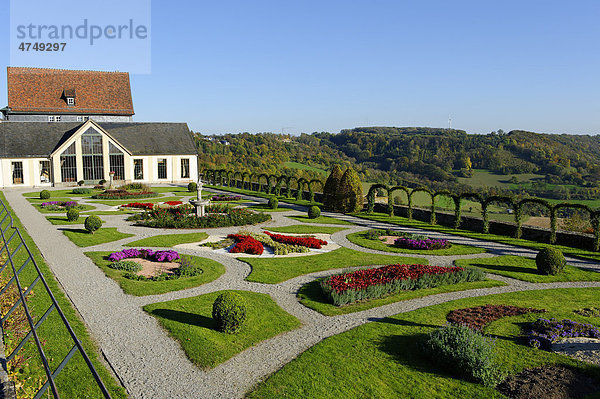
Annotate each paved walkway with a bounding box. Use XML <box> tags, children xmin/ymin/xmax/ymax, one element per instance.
<box><xmin>4</xmin><ymin>187</ymin><xmax>600</xmax><ymax>398</ymax></box>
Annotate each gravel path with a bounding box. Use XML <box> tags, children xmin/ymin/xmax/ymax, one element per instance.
<box><xmin>4</xmin><ymin>186</ymin><xmax>600</xmax><ymax>398</ymax></box>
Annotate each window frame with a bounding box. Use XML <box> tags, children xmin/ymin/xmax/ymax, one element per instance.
<box><xmin>181</xmin><ymin>158</ymin><xmax>190</xmax><ymax>179</ymax></box>
<box><xmin>39</xmin><ymin>160</ymin><xmax>51</xmax><ymax>183</ymax></box>
<box><xmin>133</xmin><ymin>159</ymin><xmax>144</xmax><ymax>180</ymax></box>
<box><xmin>67</xmin><ymin>97</ymin><xmax>75</xmax><ymax>106</ymax></box>
<box><xmin>12</xmin><ymin>161</ymin><xmax>23</xmax><ymax>185</ymax></box>
<box><xmin>157</xmin><ymin>158</ymin><xmax>167</xmax><ymax>180</ymax></box>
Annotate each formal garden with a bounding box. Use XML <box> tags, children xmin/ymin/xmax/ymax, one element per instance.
<box><xmin>4</xmin><ymin>174</ymin><xmax>600</xmax><ymax>398</ymax></box>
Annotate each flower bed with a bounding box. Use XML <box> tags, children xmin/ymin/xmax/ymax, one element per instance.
<box><xmin>163</xmin><ymin>200</ymin><xmax>183</xmax><ymax>206</ymax></box>
<box><xmin>212</xmin><ymin>195</ymin><xmax>242</xmax><ymax>201</ymax></box>
<box><xmin>394</xmin><ymin>237</ymin><xmax>451</xmax><ymax>250</ymax></box>
<box><xmin>108</xmin><ymin>248</ymin><xmax>180</xmax><ymax>262</ymax></box>
<box><xmin>121</xmin><ymin>202</ymin><xmax>155</xmax><ymax>210</ymax></box>
<box><xmin>92</xmin><ymin>189</ymin><xmax>159</xmax><ymax>200</ymax></box>
<box><xmin>527</xmin><ymin>318</ymin><xmax>600</xmax><ymax>350</ymax></box>
<box><xmin>227</xmin><ymin>234</ymin><xmax>264</xmax><ymax>255</ymax></box>
<box><xmin>264</xmin><ymin>231</ymin><xmax>327</xmax><ymax>249</ymax></box>
<box><xmin>446</xmin><ymin>305</ymin><xmax>546</xmax><ymax>331</ymax></box>
<box><xmin>238</xmin><ymin>231</ymin><xmax>309</xmax><ymax>255</ymax></box>
<box><xmin>41</xmin><ymin>200</ymin><xmax>77</xmax><ymax>208</ymax></box>
<box><xmin>321</xmin><ymin>264</ymin><xmax>485</xmax><ymax>306</ymax></box>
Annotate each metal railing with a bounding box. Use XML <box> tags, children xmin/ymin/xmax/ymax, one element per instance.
<box><xmin>0</xmin><ymin>197</ymin><xmax>111</xmax><ymax>399</ymax></box>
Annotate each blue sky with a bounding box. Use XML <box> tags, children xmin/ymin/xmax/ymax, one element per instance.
<box><xmin>1</xmin><ymin>0</ymin><xmax>599</xmax><ymax>135</ymax></box>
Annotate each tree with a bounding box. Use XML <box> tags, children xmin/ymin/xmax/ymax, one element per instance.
<box><xmin>323</xmin><ymin>165</ymin><xmax>343</xmax><ymax>210</ymax></box>
<box><xmin>337</xmin><ymin>167</ymin><xmax>364</xmax><ymax>213</ymax></box>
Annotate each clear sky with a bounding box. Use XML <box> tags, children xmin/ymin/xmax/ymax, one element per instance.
<box><xmin>1</xmin><ymin>0</ymin><xmax>599</xmax><ymax>135</ymax></box>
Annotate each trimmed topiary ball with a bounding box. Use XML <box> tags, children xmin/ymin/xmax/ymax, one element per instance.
<box><xmin>188</xmin><ymin>182</ymin><xmax>197</xmax><ymax>192</ymax></box>
<box><xmin>536</xmin><ymin>247</ymin><xmax>566</xmax><ymax>275</ymax></box>
<box><xmin>99</xmin><ymin>179</ymin><xmax>107</xmax><ymax>185</ymax></box>
<box><xmin>84</xmin><ymin>215</ymin><xmax>102</xmax><ymax>234</ymax></box>
<box><xmin>66</xmin><ymin>208</ymin><xmax>79</xmax><ymax>222</ymax></box>
<box><xmin>212</xmin><ymin>291</ymin><xmax>247</xmax><ymax>334</ymax></box>
<box><xmin>268</xmin><ymin>196</ymin><xmax>278</xmax><ymax>209</ymax></box>
<box><xmin>39</xmin><ymin>190</ymin><xmax>51</xmax><ymax>199</ymax></box>
<box><xmin>77</xmin><ymin>180</ymin><xmax>85</xmax><ymax>186</ymax></box>
<box><xmin>308</xmin><ymin>205</ymin><xmax>321</xmax><ymax>219</ymax></box>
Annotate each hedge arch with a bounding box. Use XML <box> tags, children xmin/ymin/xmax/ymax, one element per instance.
<box><xmin>286</xmin><ymin>176</ymin><xmax>297</xmax><ymax>199</ymax></box>
<box><xmin>308</xmin><ymin>179</ymin><xmax>324</xmax><ymax>203</ymax></box>
<box><xmin>226</xmin><ymin>171</ymin><xmax>235</xmax><ymax>187</ymax></box>
<box><xmin>296</xmin><ymin>178</ymin><xmax>308</xmax><ymax>201</ymax></box>
<box><xmin>258</xmin><ymin>174</ymin><xmax>270</xmax><ymax>193</ymax></box>
<box><xmin>202</xmin><ymin>169</ymin><xmax>213</xmax><ymax>184</ymax></box>
<box><xmin>274</xmin><ymin>175</ymin><xmax>286</xmax><ymax>197</ymax></box>
<box><xmin>241</xmin><ymin>172</ymin><xmax>250</xmax><ymax>190</ymax></box>
<box><xmin>431</xmin><ymin>190</ymin><xmax>453</xmax><ymax>225</ymax></box>
<box><xmin>249</xmin><ymin>173</ymin><xmax>259</xmax><ymax>192</ymax></box>
<box><xmin>233</xmin><ymin>171</ymin><xmax>242</xmax><ymax>188</ymax></box>
<box><xmin>367</xmin><ymin>184</ymin><xmax>389</xmax><ymax>213</ymax></box>
<box><xmin>592</xmin><ymin>211</ymin><xmax>600</xmax><ymax>251</ymax></box>
<box><xmin>456</xmin><ymin>192</ymin><xmax>484</xmax><ymax>230</ymax></box>
<box><xmin>408</xmin><ymin>187</ymin><xmax>433</xmax><ymax>221</ymax></box>
<box><xmin>388</xmin><ymin>186</ymin><xmax>410</xmax><ymax>207</ymax></box>
<box><xmin>515</xmin><ymin>198</ymin><xmax>552</xmax><ymax>239</ymax></box>
<box><xmin>552</xmin><ymin>203</ymin><xmax>593</xmax><ymax>245</ymax></box>
<box><xmin>482</xmin><ymin>196</ymin><xmax>515</xmax><ymax>234</ymax></box>
<box><xmin>217</xmin><ymin>169</ymin><xmax>228</xmax><ymax>186</ymax></box>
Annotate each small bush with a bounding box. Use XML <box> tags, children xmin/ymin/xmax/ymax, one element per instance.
<box><xmin>536</xmin><ymin>247</ymin><xmax>566</xmax><ymax>275</ymax></box>
<box><xmin>212</xmin><ymin>291</ymin><xmax>247</xmax><ymax>334</ymax></box>
<box><xmin>268</xmin><ymin>197</ymin><xmax>278</xmax><ymax>209</ymax></box>
<box><xmin>84</xmin><ymin>215</ymin><xmax>102</xmax><ymax>234</ymax></box>
<box><xmin>72</xmin><ymin>187</ymin><xmax>91</xmax><ymax>194</ymax></box>
<box><xmin>99</xmin><ymin>179</ymin><xmax>107</xmax><ymax>185</ymax></box>
<box><xmin>188</xmin><ymin>182</ymin><xmax>197</xmax><ymax>192</ymax></box>
<box><xmin>66</xmin><ymin>208</ymin><xmax>79</xmax><ymax>222</ymax></box>
<box><xmin>308</xmin><ymin>206</ymin><xmax>321</xmax><ymax>219</ymax></box>
<box><xmin>77</xmin><ymin>180</ymin><xmax>85</xmax><ymax>186</ymax></box>
<box><xmin>108</xmin><ymin>260</ymin><xmax>142</xmax><ymax>272</ymax></box>
<box><xmin>175</xmin><ymin>256</ymin><xmax>204</xmax><ymax>277</ymax></box>
<box><xmin>423</xmin><ymin>324</ymin><xmax>504</xmax><ymax>387</ymax></box>
<box><xmin>39</xmin><ymin>190</ymin><xmax>51</xmax><ymax>200</ymax></box>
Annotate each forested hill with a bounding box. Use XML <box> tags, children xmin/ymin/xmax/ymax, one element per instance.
<box><xmin>194</xmin><ymin>127</ymin><xmax>600</xmax><ymax>197</ymax></box>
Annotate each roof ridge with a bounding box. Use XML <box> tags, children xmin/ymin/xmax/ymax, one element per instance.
<box><xmin>8</xmin><ymin>66</ymin><xmax>128</xmax><ymax>75</ymax></box>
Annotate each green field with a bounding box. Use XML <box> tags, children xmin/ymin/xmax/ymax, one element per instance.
<box><xmin>458</xmin><ymin>169</ymin><xmax>545</xmax><ymax>188</ymax></box>
<box><xmin>283</xmin><ymin>162</ymin><xmax>328</xmax><ymax>176</ymax></box>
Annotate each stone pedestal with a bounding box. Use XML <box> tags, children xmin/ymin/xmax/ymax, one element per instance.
<box><xmin>189</xmin><ymin>179</ymin><xmax>210</xmax><ymax>217</ymax></box>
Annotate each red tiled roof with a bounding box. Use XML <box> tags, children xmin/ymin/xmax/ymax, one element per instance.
<box><xmin>7</xmin><ymin>67</ymin><xmax>134</xmax><ymax>115</ymax></box>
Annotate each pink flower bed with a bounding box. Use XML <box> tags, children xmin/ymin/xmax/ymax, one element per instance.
<box><xmin>264</xmin><ymin>231</ymin><xmax>327</xmax><ymax>249</ymax></box>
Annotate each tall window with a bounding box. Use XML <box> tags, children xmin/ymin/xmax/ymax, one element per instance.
<box><xmin>157</xmin><ymin>159</ymin><xmax>167</xmax><ymax>179</ymax></box>
<box><xmin>82</xmin><ymin>130</ymin><xmax>104</xmax><ymax>181</ymax></box>
<box><xmin>181</xmin><ymin>159</ymin><xmax>190</xmax><ymax>179</ymax></box>
<box><xmin>12</xmin><ymin>162</ymin><xmax>23</xmax><ymax>184</ymax></box>
<box><xmin>134</xmin><ymin>159</ymin><xmax>144</xmax><ymax>180</ymax></box>
<box><xmin>60</xmin><ymin>142</ymin><xmax>77</xmax><ymax>182</ymax></box>
<box><xmin>109</xmin><ymin>142</ymin><xmax>125</xmax><ymax>181</ymax></box>
<box><xmin>39</xmin><ymin>160</ymin><xmax>51</xmax><ymax>183</ymax></box>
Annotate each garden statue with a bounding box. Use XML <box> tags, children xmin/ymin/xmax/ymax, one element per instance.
<box><xmin>189</xmin><ymin>176</ymin><xmax>210</xmax><ymax>217</ymax></box>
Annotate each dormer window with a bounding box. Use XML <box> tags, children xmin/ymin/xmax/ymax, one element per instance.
<box><xmin>67</xmin><ymin>97</ymin><xmax>75</xmax><ymax>106</ymax></box>
<box><xmin>63</xmin><ymin>89</ymin><xmax>76</xmax><ymax>106</ymax></box>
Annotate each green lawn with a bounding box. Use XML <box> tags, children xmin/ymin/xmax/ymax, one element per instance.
<box><xmin>23</xmin><ymin>189</ymin><xmax>100</xmax><ymax>198</ymax></box>
<box><xmin>124</xmin><ymin>232</ymin><xmax>209</xmax><ymax>247</ymax></box>
<box><xmin>283</xmin><ymin>161</ymin><xmax>328</xmax><ymax>176</ymax></box>
<box><xmin>457</xmin><ymin>169</ymin><xmax>545</xmax><ymax>189</ymax></box>
<box><xmin>63</xmin><ymin>228</ymin><xmax>134</xmax><ymax>247</ymax></box>
<box><xmin>353</xmin><ymin>212</ymin><xmax>600</xmax><ymax>262</ymax></box>
<box><xmin>151</xmin><ymin>186</ymin><xmax>192</xmax><ymax>194</ymax></box>
<box><xmin>243</xmin><ymin>247</ymin><xmax>426</xmax><ymax>284</ymax></box>
<box><xmin>247</xmin><ymin>288</ymin><xmax>600</xmax><ymax>399</ymax></box>
<box><xmin>85</xmin><ymin>252</ymin><xmax>225</xmax><ymax>296</ymax></box>
<box><xmin>299</xmin><ymin>279</ymin><xmax>506</xmax><ymax>316</ymax></box>
<box><xmin>266</xmin><ymin>225</ymin><xmax>348</xmax><ymax>234</ymax></box>
<box><xmin>81</xmin><ymin>210</ymin><xmax>138</xmax><ymax>215</ymax></box>
<box><xmin>0</xmin><ymin>193</ymin><xmax>126</xmax><ymax>398</ymax></box>
<box><xmin>31</xmin><ymin>202</ymin><xmax>96</xmax><ymax>214</ymax></box>
<box><xmin>88</xmin><ymin>196</ymin><xmax>182</xmax><ymax>206</ymax></box>
<box><xmin>204</xmin><ymin>185</ymin><xmax>323</xmax><ymax>208</ymax></box>
<box><xmin>455</xmin><ymin>255</ymin><xmax>600</xmax><ymax>283</ymax></box>
<box><xmin>346</xmin><ymin>231</ymin><xmax>487</xmax><ymax>256</ymax></box>
<box><xmin>288</xmin><ymin>215</ymin><xmax>354</xmax><ymax>225</ymax></box>
<box><xmin>45</xmin><ymin>215</ymin><xmax>104</xmax><ymax>226</ymax></box>
<box><xmin>247</xmin><ymin>204</ymin><xmax>295</xmax><ymax>212</ymax></box>
<box><xmin>144</xmin><ymin>290</ymin><xmax>301</xmax><ymax>368</ymax></box>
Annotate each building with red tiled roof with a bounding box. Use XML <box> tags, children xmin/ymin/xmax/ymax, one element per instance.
<box><xmin>1</xmin><ymin>67</ymin><xmax>134</xmax><ymax>122</ymax></box>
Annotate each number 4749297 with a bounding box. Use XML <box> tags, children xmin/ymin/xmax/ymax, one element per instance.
<box><xmin>18</xmin><ymin>42</ymin><xmax>66</xmax><ymax>51</ymax></box>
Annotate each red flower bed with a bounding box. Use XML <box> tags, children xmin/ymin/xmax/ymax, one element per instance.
<box><xmin>122</xmin><ymin>202</ymin><xmax>155</xmax><ymax>210</ymax></box>
<box><xmin>227</xmin><ymin>234</ymin><xmax>264</xmax><ymax>255</ymax></box>
<box><xmin>264</xmin><ymin>231</ymin><xmax>327</xmax><ymax>249</ymax></box>
<box><xmin>446</xmin><ymin>305</ymin><xmax>546</xmax><ymax>331</ymax></box>
<box><xmin>164</xmin><ymin>201</ymin><xmax>183</xmax><ymax>206</ymax></box>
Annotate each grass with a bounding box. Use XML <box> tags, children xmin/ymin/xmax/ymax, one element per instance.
<box><xmin>124</xmin><ymin>232</ymin><xmax>209</xmax><ymax>247</ymax></box>
<box><xmin>457</xmin><ymin>169</ymin><xmax>545</xmax><ymax>189</ymax></box>
<box><xmin>266</xmin><ymin>225</ymin><xmax>348</xmax><ymax>234</ymax></box>
<box><xmin>63</xmin><ymin>227</ymin><xmax>134</xmax><ymax>247</ymax></box>
<box><xmin>283</xmin><ymin>161</ymin><xmax>328</xmax><ymax>176</ymax></box>
<box><xmin>45</xmin><ymin>216</ymin><xmax>104</xmax><ymax>226</ymax></box>
<box><xmin>247</xmin><ymin>288</ymin><xmax>600</xmax><ymax>398</ymax></box>
<box><xmin>346</xmin><ymin>231</ymin><xmax>487</xmax><ymax>256</ymax></box>
<box><xmin>151</xmin><ymin>186</ymin><xmax>192</xmax><ymax>194</ymax></box>
<box><xmin>455</xmin><ymin>255</ymin><xmax>600</xmax><ymax>283</ymax></box>
<box><xmin>299</xmin><ymin>278</ymin><xmax>506</xmax><ymax>316</ymax></box>
<box><xmin>88</xmin><ymin>196</ymin><xmax>182</xmax><ymax>206</ymax></box>
<box><xmin>0</xmin><ymin>192</ymin><xmax>126</xmax><ymax>398</ymax></box>
<box><xmin>204</xmin><ymin>185</ymin><xmax>323</xmax><ymax>208</ymax></box>
<box><xmin>85</xmin><ymin>252</ymin><xmax>226</xmax><ymax>296</ymax></box>
<box><xmin>143</xmin><ymin>290</ymin><xmax>301</xmax><ymax>368</ymax></box>
<box><xmin>243</xmin><ymin>247</ymin><xmax>426</xmax><ymax>284</ymax></box>
<box><xmin>287</xmin><ymin>215</ymin><xmax>354</xmax><ymax>225</ymax></box>
<box><xmin>23</xmin><ymin>189</ymin><xmax>100</xmax><ymax>198</ymax></box>
<box><xmin>353</xmin><ymin>212</ymin><xmax>600</xmax><ymax>262</ymax></box>
<box><xmin>247</xmin><ymin>204</ymin><xmax>294</xmax><ymax>212</ymax></box>
<box><xmin>81</xmin><ymin>210</ymin><xmax>138</xmax><ymax>215</ymax></box>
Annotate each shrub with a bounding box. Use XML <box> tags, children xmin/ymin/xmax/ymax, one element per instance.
<box><xmin>66</xmin><ymin>208</ymin><xmax>80</xmax><ymax>222</ymax></box>
<box><xmin>308</xmin><ymin>206</ymin><xmax>321</xmax><ymax>219</ymax></box>
<box><xmin>535</xmin><ymin>247</ymin><xmax>566</xmax><ymax>275</ymax></box>
<box><xmin>77</xmin><ymin>180</ymin><xmax>85</xmax><ymax>186</ymax></box>
<box><xmin>323</xmin><ymin>165</ymin><xmax>343</xmax><ymax>211</ymax></box>
<box><xmin>337</xmin><ymin>168</ymin><xmax>363</xmax><ymax>213</ymax></box>
<box><xmin>98</xmin><ymin>179</ymin><xmax>107</xmax><ymax>185</ymax></box>
<box><xmin>424</xmin><ymin>324</ymin><xmax>504</xmax><ymax>387</ymax></box>
<box><xmin>84</xmin><ymin>215</ymin><xmax>102</xmax><ymax>234</ymax></box>
<box><xmin>39</xmin><ymin>190</ymin><xmax>51</xmax><ymax>200</ymax></box>
<box><xmin>268</xmin><ymin>197</ymin><xmax>278</xmax><ymax>209</ymax></box>
<box><xmin>108</xmin><ymin>260</ymin><xmax>142</xmax><ymax>272</ymax></box>
<box><xmin>188</xmin><ymin>182</ymin><xmax>197</xmax><ymax>192</ymax></box>
<box><xmin>175</xmin><ymin>256</ymin><xmax>204</xmax><ymax>277</ymax></box>
<box><xmin>212</xmin><ymin>292</ymin><xmax>247</xmax><ymax>334</ymax></box>
<box><xmin>72</xmin><ymin>187</ymin><xmax>91</xmax><ymax>194</ymax></box>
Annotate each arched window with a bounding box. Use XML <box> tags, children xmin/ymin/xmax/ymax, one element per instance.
<box><xmin>109</xmin><ymin>142</ymin><xmax>125</xmax><ymax>181</ymax></box>
<box><xmin>81</xmin><ymin>130</ymin><xmax>104</xmax><ymax>181</ymax></box>
<box><xmin>60</xmin><ymin>142</ymin><xmax>77</xmax><ymax>182</ymax></box>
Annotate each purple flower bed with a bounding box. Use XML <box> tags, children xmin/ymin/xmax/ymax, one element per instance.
<box><xmin>108</xmin><ymin>248</ymin><xmax>180</xmax><ymax>263</ymax></box>
<box><xmin>41</xmin><ymin>201</ymin><xmax>78</xmax><ymax>208</ymax></box>
<box><xmin>211</xmin><ymin>195</ymin><xmax>242</xmax><ymax>201</ymax></box>
<box><xmin>527</xmin><ymin>318</ymin><xmax>600</xmax><ymax>350</ymax></box>
<box><xmin>394</xmin><ymin>237</ymin><xmax>451</xmax><ymax>250</ymax></box>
